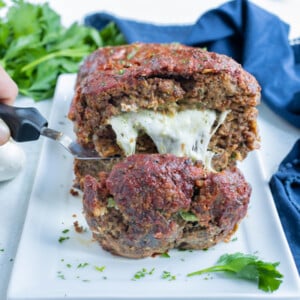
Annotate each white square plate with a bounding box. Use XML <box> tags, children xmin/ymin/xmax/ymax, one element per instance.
<box><xmin>7</xmin><ymin>74</ymin><xmax>300</xmax><ymax>300</ymax></box>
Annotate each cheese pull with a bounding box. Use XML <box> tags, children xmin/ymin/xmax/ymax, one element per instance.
<box><xmin>109</xmin><ymin>109</ymin><xmax>229</xmax><ymax>171</ymax></box>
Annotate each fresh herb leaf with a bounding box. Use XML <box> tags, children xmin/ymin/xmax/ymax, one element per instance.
<box><xmin>179</xmin><ymin>211</ymin><xmax>198</xmax><ymax>222</ymax></box>
<box><xmin>107</xmin><ymin>197</ymin><xmax>116</xmax><ymax>208</ymax></box>
<box><xmin>187</xmin><ymin>252</ymin><xmax>283</xmax><ymax>293</ymax></box>
<box><xmin>132</xmin><ymin>268</ymin><xmax>155</xmax><ymax>280</ymax></box>
<box><xmin>0</xmin><ymin>0</ymin><xmax>126</xmax><ymax>101</ymax></box>
<box><xmin>118</xmin><ymin>69</ymin><xmax>125</xmax><ymax>75</ymax></box>
<box><xmin>160</xmin><ymin>252</ymin><xmax>170</xmax><ymax>258</ymax></box>
<box><xmin>62</xmin><ymin>229</ymin><xmax>69</xmax><ymax>234</ymax></box>
<box><xmin>77</xmin><ymin>262</ymin><xmax>89</xmax><ymax>269</ymax></box>
<box><xmin>58</xmin><ymin>236</ymin><xmax>70</xmax><ymax>243</ymax></box>
<box><xmin>57</xmin><ymin>271</ymin><xmax>65</xmax><ymax>280</ymax></box>
<box><xmin>161</xmin><ymin>270</ymin><xmax>176</xmax><ymax>281</ymax></box>
<box><xmin>95</xmin><ymin>265</ymin><xmax>106</xmax><ymax>272</ymax></box>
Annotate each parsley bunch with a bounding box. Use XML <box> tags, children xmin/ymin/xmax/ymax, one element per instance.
<box><xmin>0</xmin><ymin>0</ymin><xmax>125</xmax><ymax>100</ymax></box>
<box><xmin>187</xmin><ymin>252</ymin><xmax>284</xmax><ymax>292</ymax></box>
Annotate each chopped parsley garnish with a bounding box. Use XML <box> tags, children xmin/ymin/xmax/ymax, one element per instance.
<box><xmin>95</xmin><ymin>265</ymin><xmax>106</xmax><ymax>272</ymax></box>
<box><xmin>77</xmin><ymin>262</ymin><xmax>89</xmax><ymax>269</ymax></box>
<box><xmin>58</xmin><ymin>228</ymin><xmax>70</xmax><ymax>243</ymax></box>
<box><xmin>57</xmin><ymin>271</ymin><xmax>65</xmax><ymax>280</ymax></box>
<box><xmin>58</xmin><ymin>236</ymin><xmax>70</xmax><ymax>243</ymax></box>
<box><xmin>160</xmin><ymin>252</ymin><xmax>170</xmax><ymax>258</ymax></box>
<box><xmin>132</xmin><ymin>268</ymin><xmax>155</xmax><ymax>280</ymax></box>
<box><xmin>179</xmin><ymin>211</ymin><xmax>198</xmax><ymax>222</ymax></box>
<box><xmin>127</xmin><ymin>50</ymin><xmax>137</xmax><ymax>60</ymax></box>
<box><xmin>118</xmin><ymin>69</ymin><xmax>125</xmax><ymax>75</ymax></box>
<box><xmin>107</xmin><ymin>197</ymin><xmax>116</xmax><ymax>208</ymax></box>
<box><xmin>161</xmin><ymin>271</ymin><xmax>176</xmax><ymax>281</ymax></box>
<box><xmin>187</xmin><ymin>252</ymin><xmax>283</xmax><ymax>293</ymax></box>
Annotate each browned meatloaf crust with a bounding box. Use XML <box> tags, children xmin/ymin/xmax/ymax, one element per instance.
<box><xmin>83</xmin><ymin>154</ymin><xmax>251</xmax><ymax>258</ymax></box>
<box><xmin>68</xmin><ymin>43</ymin><xmax>260</xmax><ymax>187</ymax></box>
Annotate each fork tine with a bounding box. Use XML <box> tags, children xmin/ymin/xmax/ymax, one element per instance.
<box><xmin>40</xmin><ymin>127</ymin><xmax>103</xmax><ymax>159</ymax></box>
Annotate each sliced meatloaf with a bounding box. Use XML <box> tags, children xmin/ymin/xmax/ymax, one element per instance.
<box><xmin>83</xmin><ymin>154</ymin><xmax>251</xmax><ymax>258</ymax></box>
<box><xmin>69</xmin><ymin>43</ymin><xmax>260</xmax><ymax>187</ymax></box>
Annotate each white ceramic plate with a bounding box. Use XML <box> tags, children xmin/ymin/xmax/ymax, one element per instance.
<box><xmin>7</xmin><ymin>74</ymin><xmax>300</xmax><ymax>300</ymax></box>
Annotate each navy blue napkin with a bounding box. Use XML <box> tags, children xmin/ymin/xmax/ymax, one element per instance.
<box><xmin>85</xmin><ymin>0</ymin><xmax>300</xmax><ymax>128</ymax></box>
<box><xmin>85</xmin><ymin>0</ymin><xmax>300</xmax><ymax>273</ymax></box>
<box><xmin>270</xmin><ymin>140</ymin><xmax>300</xmax><ymax>274</ymax></box>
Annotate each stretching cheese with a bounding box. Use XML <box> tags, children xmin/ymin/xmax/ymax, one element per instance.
<box><xmin>109</xmin><ymin>109</ymin><xmax>229</xmax><ymax>170</ymax></box>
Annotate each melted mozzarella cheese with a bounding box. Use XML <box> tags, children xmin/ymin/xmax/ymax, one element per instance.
<box><xmin>109</xmin><ymin>109</ymin><xmax>229</xmax><ymax>170</ymax></box>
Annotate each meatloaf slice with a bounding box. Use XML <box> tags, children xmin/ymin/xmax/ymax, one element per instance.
<box><xmin>69</xmin><ymin>43</ymin><xmax>260</xmax><ymax>187</ymax></box>
<box><xmin>83</xmin><ymin>154</ymin><xmax>250</xmax><ymax>258</ymax></box>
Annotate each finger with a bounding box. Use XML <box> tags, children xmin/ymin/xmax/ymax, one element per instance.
<box><xmin>0</xmin><ymin>66</ymin><xmax>18</xmax><ymax>105</ymax></box>
<box><xmin>0</xmin><ymin>119</ymin><xmax>11</xmax><ymax>145</ymax></box>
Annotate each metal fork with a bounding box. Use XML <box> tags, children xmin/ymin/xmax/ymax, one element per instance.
<box><xmin>0</xmin><ymin>103</ymin><xmax>106</xmax><ymax>160</ymax></box>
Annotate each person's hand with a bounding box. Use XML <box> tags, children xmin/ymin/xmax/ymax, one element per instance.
<box><xmin>0</xmin><ymin>66</ymin><xmax>18</xmax><ymax>145</ymax></box>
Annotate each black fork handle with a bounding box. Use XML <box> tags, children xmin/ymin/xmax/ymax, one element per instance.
<box><xmin>0</xmin><ymin>103</ymin><xmax>48</xmax><ymax>142</ymax></box>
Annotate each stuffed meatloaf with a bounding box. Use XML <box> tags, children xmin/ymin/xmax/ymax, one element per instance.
<box><xmin>68</xmin><ymin>43</ymin><xmax>260</xmax><ymax>187</ymax></box>
<box><xmin>83</xmin><ymin>154</ymin><xmax>251</xmax><ymax>258</ymax></box>
<box><xmin>68</xmin><ymin>43</ymin><xmax>260</xmax><ymax>258</ymax></box>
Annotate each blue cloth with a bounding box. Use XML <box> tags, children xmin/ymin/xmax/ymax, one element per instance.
<box><xmin>85</xmin><ymin>0</ymin><xmax>300</xmax><ymax>273</ymax></box>
<box><xmin>85</xmin><ymin>0</ymin><xmax>300</xmax><ymax>128</ymax></box>
<box><xmin>270</xmin><ymin>140</ymin><xmax>300</xmax><ymax>274</ymax></box>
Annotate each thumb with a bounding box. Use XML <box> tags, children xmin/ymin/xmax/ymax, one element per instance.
<box><xmin>0</xmin><ymin>118</ymin><xmax>10</xmax><ymax>145</ymax></box>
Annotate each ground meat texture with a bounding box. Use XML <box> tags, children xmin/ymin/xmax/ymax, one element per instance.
<box><xmin>69</xmin><ymin>43</ymin><xmax>260</xmax><ymax>185</ymax></box>
<box><xmin>83</xmin><ymin>154</ymin><xmax>250</xmax><ymax>258</ymax></box>
<box><xmin>178</xmin><ymin>167</ymin><xmax>251</xmax><ymax>250</ymax></box>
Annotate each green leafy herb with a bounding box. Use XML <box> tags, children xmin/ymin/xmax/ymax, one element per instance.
<box><xmin>187</xmin><ymin>252</ymin><xmax>283</xmax><ymax>293</ymax></box>
<box><xmin>77</xmin><ymin>262</ymin><xmax>89</xmax><ymax>269</ymax></box>
<box><xmin>58</xmin><ymin>236</ymin><xmax>70</xmax><ymax>243</ymax></box>
<box><xmin>95</xmin><ymin>265</ymin><xmax>106</xmax><ymax>272</ymax></box>
<box><xmin>0</xmin><ymin>0</ymin><xmax>126</xmax><ymax>101</ymax></box>
<box><xmin>160</xmin><ymin>252</ymin><xmax>170</xmax><ymax>258</ymax></box>
<box><xmin>161</xmin><ymin>271</ymin><xmax>176</xmax><ymax>281</ymax></box>
<box><xmin>57</xmin><ymin>271</ymin><xmax>65</xmax><ymax>280</ymax></box>
<box><xmin>58</xmin><ymin>228</ymin><xmax>70</xmax><ymax>243</ymax></box>
<box><xmin>179</xmin><ymin>211</ymin><xmax>198</xmax><ymax>222</ymax></box>
<box><xmin>132</xmin><ymin>268</ymin><xmax>155</xmax><ymax>280</ymax></box>
<box><xmin>107</xmin><ymin>197</ymin><xmax>116</xmax><ymax>208</ymax></box>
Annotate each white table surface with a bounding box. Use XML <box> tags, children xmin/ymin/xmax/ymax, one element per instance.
<box><xmin>0</xmin><ymin>1</ymin><xmax>299</xmax><ymax>299</ymax></box>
